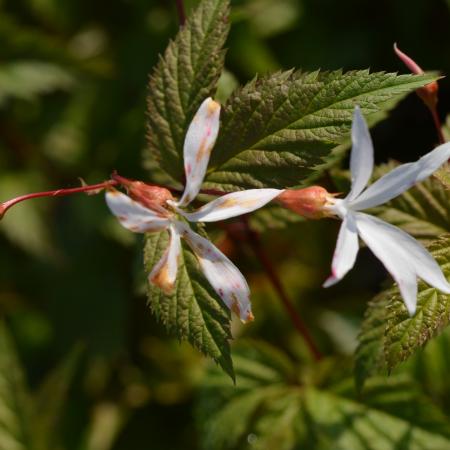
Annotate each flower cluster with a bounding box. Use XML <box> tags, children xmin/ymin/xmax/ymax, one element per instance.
<box><xmin>105</xmin><ymin>98</ymin><xmax>282</xmax><ymax>322</ymax></box>
<box><xmin>106</xmin><ymin>98</ymin><xmax>450</xmax><ymax>319</ymax></box>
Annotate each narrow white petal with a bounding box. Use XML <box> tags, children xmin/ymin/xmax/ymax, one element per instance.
<box><xmin>354</xmin><ymin>212</ymin><xmax>450</xmax><ymax>315</ymax></box>
<box><xmin>350</xmin><ymin>142</ymin><xmax>450</xmax><ymax>210</ymax></box>
<box><xmin>105</xmin><ymin>190</ymin><xmax>169</xmax><ymax>232</ymax></box>
<box><xmin>323</xmin><ymin>213</ymin><xmax>359</xmax><ymax>287</ymax></box>
<box><xmin>346</xmin><ymin>106</ymin><xmax>374</xmax><ymax>202</ymax></box>
<box><xmin>174</xmin><ymin>221</ymin><xmax>254</xmax><ymax>322</ymax></box>
<box><xmin>183</xmin><ymin>189</ymin><xmax>283</xmax><ymax>222</ymax></box>
<box><xmin>149</xmin><ymin>225</ymin><xmax>181</xmax><ymax>293</ymax></box>
<box><xmin>360</xmin><ymin>213</ymin><xmax>450</xmax><ymax>293</ymax></box>
<box><xmin>178</xmin><ymin>98</ymin><xmax>221</xmax><ymax>207</ymax></box>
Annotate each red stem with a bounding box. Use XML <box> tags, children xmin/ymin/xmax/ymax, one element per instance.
<box><xmin>175</xmin><ymin>0</ymin><xmax>186</xmax><ymax>26</ymax></box>
<box><xmin>240</xmin><ymin>217</ymin><xmax>322</xmax><ymax>361</ymax></box>
<box><xmin>1</xmin><ymin>180</ymin><xmax>118</xmax><ymax>217</ymax></box>
<box><xmin>429</xmin><ymin>106</ymin><xmax>446</xmax><ymax>145</ymax></box>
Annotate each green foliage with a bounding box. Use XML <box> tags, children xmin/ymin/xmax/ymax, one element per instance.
<box><xmin>354</xmin><ymin>293</ymin><xmax>389</xmax><ymax>391</ymax></box>
<box><xmin>198</xmin><ymin>340</ymin><xmax>450</xmax><ymax>450</ymax></box>
<box><xmin>0</xmin><ymin>61</ymin><xmax>74</xmax><ymax>108</ymax></box>
<box><xmin>144</xmin><ymin>228</ymin><xmax>234</xmax><ymax>379</ymax></box>
<box><xmin>370</xmin><ymin>162</ymin><xmax>450</xmax><ymax>240</ymax></box>
<box><xmin>204</xmin><ymin>70</ymin><xmax>437</xmax><ymax>191</ymax></box>
<box><xmin>0</xmin><ymin>322</ymin><xmax>80</xmax><ymax>450</ymax></box>
<box><xmin>434</xmin><ymin>164</ymin><xmax>450</xmax><ymax>190</ymax></box>
<box><xmin>356</xmin><ymin>235</ymin><xmax>450</xmax><ymax>388</ymax></box>
<box><xmin>383</xmin><ymin>236</ymin><xmax>450</xmax><ymax>370</ymax></box>
<box><xmin>30</xmin><ymin>346</ymin><xmax>82</xmax><ymax>450</ymax></box>
<box><xmin>0</xmin><ymin>322</ymin><xmax>33</xmax><ymax>450</ymax></box>
<box><xmin>146</xmin><ymin>0</ymin><xmax>230</xmax><ymax>183</ymax></box>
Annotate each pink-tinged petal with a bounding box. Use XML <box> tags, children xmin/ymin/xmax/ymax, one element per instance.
<box><xmin>393</xmin><ymin>43</ymin><xmax>424</xmax><ymax>74</ymax></box>
<box><xmin>182</xmin><ymin>189</ymin><xmax>283</xmax><ymax>222</ymax></box>
<box><xmin>178</xmin><ymin>98</ymin><xmax>221</xmax><ymax>207</ymax></box>
<box><xmin>105</xmin><ymin>190</ymin><xmax>170</xmax><ymax>232</ymax></box>
<box><xmin>346</xmin><ymin>107</ymin><xmax>374</xmax><ymax>202</ymax></box>
<box><xmin>149</xmin><ymin>225</ymin><xmax>181</xmax><ymax>293</ymax></box>
<box><xmin>355</xmin><ymin>212</ymin><xmax>450</xmax><ymax>315</ymax></box>
<box><xmin>350</xmin><ymin>142</ymin><xmax>450</xmax><ymax>211</ymax></box>
<box><xmin>174</xmin><ymin>221</ymin><xmax>253</xmax><ymax>322</ymax></box>
<box><xmin>323</xmin><ymin>213</ymin><xmax>359</xmax><ymax>287</ymax></box>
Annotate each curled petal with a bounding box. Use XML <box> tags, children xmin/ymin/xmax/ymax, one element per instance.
<box><xmin>323</xmin><ymin>213</ymin><xmax>359</xmax><ymax>287</ymax></box>
<box><xmin>350</xmin><ymin>142</ymin><xmax>450</xmax><ymax>211</ymax></box>
<box><xmin>346</xmin><ymin>106</ymin><xmax>374</xmax><ymax>202</ymax></box>
<box><xmin>149</xmin><ymin>225</ymin><xmax>181</xmax><ymax>293</ymax></box>
<box><xmin>393</xmin><ymin>43</ymin><xmax>424</xmax><ymax>75</ymax></box>
<box><xmin>106</xmin><ymin>189</ymin><xmax>170</xmax><ymax>232</ymax></box>
<box><xmin>178</xmin><ymin>98</ymin><xmax>221</xmax><ymax>207</ymax></box>
<box><xmin>355</xmin><ymin>212</ymin><xmax>450</xmax><ymax>315</ymax></box>
<box><xmin>180</xmin><ymin>189</ymin><xmax>283</xmax><ymax>222</ymax></box>
<box><xmin>174</xmin><ymin>221</ymin><xmax>253</xmax><ymax>322</ymax></box>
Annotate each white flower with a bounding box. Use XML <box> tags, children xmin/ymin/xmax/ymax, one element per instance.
<box><xmin>106</xmin><ymin>98</ymin><xmax>283</xmax><ymax>322</ymax></box>
<box><xmin>324</xmin><ymin>106</ymin><xmax>450</xmax><ymax>315</ymax></box>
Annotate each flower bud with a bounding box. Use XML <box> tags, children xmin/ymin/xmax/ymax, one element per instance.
<box><xmin>112</xmin><ymin>173</ymin><xmax>173</xmax><ymax>212</ymax></box>
<box><xmin>394</xmin><ymin>43</ymin><xmax>439</xmax><ymax>110</ymax></box>
<box><xmin>277</xmin><ymin>186</ymin><xmax>329</xmax><ymax>219</ymax></box>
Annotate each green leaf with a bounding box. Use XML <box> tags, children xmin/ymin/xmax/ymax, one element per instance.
<box><xmin>304</xmin><ymin>377</ymin><xmax>450</xmax><ymax>450</ymax></box>
<box><xmin>204</xmin><ymin>71</ymin><xmax>437</xmax><ymax>190</ymax></box>
<box><xmin>354</xmin><ymin>293</ymin><xmax>389</xmax><ymax>391</ymax></box>
<box><xmin>197</xmin><ymin>340</ymin><xmax>450</xmax><ymax>450</ymax></box>
<box><xmin>145</xmin><ymin>0</ymin><xmax>230</xmax><ymax>182</ymax></box>
<box><xmin>434</xmin><ymin>163</ymin><xmax>450</xmax><ymax>190</ymax></box>
<box><xmin>31</xmin><ymin>345</ymin><xmax>82</xmax><ymax>450</ymax></box>
<box><xmin>248</xmin><ymin>203</ymin><xmax>303</xmax><ymax>232</ymax></box>
<box><xmin>0</xmin><ymin>322</ymin><xmax>33</xmax><ymax>450</ymax></box>
<box><xmin>370</xmin><ymin>162</ymin><xmax>450</xmax><ymax>241</ymax></box>
<box><xmin>383</xmin><ymin>235</ymin><xmax>450</xmax><ymax>371</ymax></box>
<box><xmin>143</xmin><ymin>228</ymin><xmax>234</xmax><ymax>379</ymax></box>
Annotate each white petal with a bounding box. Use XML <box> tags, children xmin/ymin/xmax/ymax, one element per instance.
<box><xmin>355</xmin><ymin>212</ymin><xmax>450</xmax><ymax>315</ymax></box>
<box><xmin>105</xmin><ymin>190</ymin><xmax>169</xmax><ymax>232</ymax></box>
<box><xmin>178</xmin><ymin>98</ymin><xmax>221</xmax><ymax>207</ymax></box>
<box><xmin>149</xmin><ymin>225</ymin><xmax>181</xmax><ymax>293</ymax></box>
<box><xmin>174</xmin><ymin>221</ymin><xmax>254</xmax><ymax>322</ymax></box>
<box><xmin>323</xmin><ymin>213</ymin><xmax>359</xmax><ymax>287</ymax></box>
<box><xmin>350</xmin><ymin>142</ymin><xmax>450</xmax><ymax>210</ymax></box>
<box><xmin>346</xmin><ymin>106</ymin><xmax>374</xmax><ymax>202</ymax></box>
<box><xmin>181</xmin><ymin>189</ymin><xmax>283</xmax><ymax>222</ymax></box>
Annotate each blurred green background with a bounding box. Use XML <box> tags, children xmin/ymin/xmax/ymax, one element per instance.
<box><xmin>1</xmin><ymin>0</ymin><xmax>450</xmax><ymax>449</ymax></box>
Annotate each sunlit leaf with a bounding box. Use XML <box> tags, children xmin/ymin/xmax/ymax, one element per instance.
<box><xmin>204</xmin><ymin>71</ymin><xmax>437</xmax><ymax>190</ymax></box>
<box><xmin>198</xmin><ymin>340</ymin><xmax>450</xmax><ymax>450</ymax></box>
<box><xmin>145</xmin><ymin>0</ymin><xmax>230</xmax><ymax>182</ymax></box>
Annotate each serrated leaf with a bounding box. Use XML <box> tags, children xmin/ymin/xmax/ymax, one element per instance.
<box><xmin>145</xmin><ymin>0</ymin><xmax>230</xmax><ymax>182</ymax></box>
<box><xmin>0</xmin><ymin>322</ymin><xmax>33</xmax><ymax>450</ymax></box>
<box><xmin>197</xmin><ymin>340</ymin><xmax>450</xmax><ymax>450</ymax></box>
<box><xmin>143</xmin><ymin>228</ymin><xmax>234</xmax><ymax>379</ymax></box>
<box><xmin>370</xmin><ymin>162</ymin><xmax>450</xmax><ymax>241</ymax></box>
<box><xmin>203</xmin><ymin>70</ymin><xmax>437</xmax><ymax>190</ymax></box>
<box><xmin>379</xmin><ymin>235</ymin><xmax>450</xmax><ymax>371</ymax></box>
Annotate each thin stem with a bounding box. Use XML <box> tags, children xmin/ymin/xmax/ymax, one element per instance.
<box><xmin>175</xmin><ymin>0</ymin><xmax>186</xmax><ymax>26</ymax></box>
<box><xmin>429</xmin><ymin>106</ymin><xmax>446</xmax><ymax>145</ymax></box>
<box><xmin>240</xmin><ymin>217</ymin><xmax>322</xmax><ymax>361</ymax></box>
<box><xmin>1</xmin><ymin>179</ymin><xmax>118</xmax><ymax>217</ymax></box>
